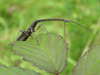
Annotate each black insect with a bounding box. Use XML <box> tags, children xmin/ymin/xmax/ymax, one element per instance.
<box><xmin>16</xmin><ymin>19</ymin><xmax>93</xmax><ymax>41</ymax></box>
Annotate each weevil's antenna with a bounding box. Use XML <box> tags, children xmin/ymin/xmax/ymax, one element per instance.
<box><xmin>69</xmin><ymin>20</ymin><xmax>94</xmax><ymax>36</ymax></box>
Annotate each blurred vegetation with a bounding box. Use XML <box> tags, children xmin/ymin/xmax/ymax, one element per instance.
<box><xmin>0</xmin><ymin>0</ymin><xmax>99</xmax><ymax>75</ymax></box>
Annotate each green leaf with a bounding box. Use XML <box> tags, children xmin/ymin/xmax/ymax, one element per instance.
<box><xmin>73</xmin><ymin>44</ymin><xmax>100</xmax><ymax>75</ymax></box>
<box><xmin>10</xmin><ymin>33</ymin><xmax>68</xmax><ymax>74</ymax></box>
<box><xmin>0</xmin><ymin>65</ymin><xmax>41</xmax><ymax>75</ymax></box>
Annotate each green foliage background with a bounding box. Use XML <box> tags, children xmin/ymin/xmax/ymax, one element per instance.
<box><xmin>0</xmin><ymin>0</ymin><xmax>99</xmax><ymax>75</ymax></box>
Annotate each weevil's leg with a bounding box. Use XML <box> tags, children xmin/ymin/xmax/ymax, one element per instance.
<box><xmin>30</xmin><ymin>34</ymin><xmax>33</xmax><ymax>40</ymax></box>
<box><xmin>16</xmin><ymin>30</ymin><xmax>29</xmax><ymax>40</ymax></box>
<box><xmin>32</xmin><ymin>32</ymin><xmax>39</xmax><ymax>45</ymax></box>
<box><xmin>64</xmin><ymin>19</ymin><xmax>67</xmax><ymax>42</ymax></box>
<box><xmin>29</xmin><ymin>27</ymin><xmax>39</xmax><ymax>45</ymax></box>
<box><xmin>35</xmin><ymin>23</ymin><xmax>48</xmax><ymax>33</ymax></box>
<box><xmin>29</xmin><ymin>23</ymin><xmax>48</xmax><ymax>45</ymax></box>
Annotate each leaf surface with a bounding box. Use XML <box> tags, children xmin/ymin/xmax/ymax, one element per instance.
<box><xmin>10</xmin><ymin>33</ymin><xmax>68</xmax><ymax>74</ymax></box>
<box><xmin>0</xmin><ymin>66</ymin><xmax>41</xmax><ymax>75</ymax></box>
<box><xmin>73</xmin><ymin>44</ymin><xmax>100</xmax><ymax>75</ymax></box>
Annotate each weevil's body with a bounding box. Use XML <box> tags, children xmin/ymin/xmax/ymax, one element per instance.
<box><xmin>17</xmin><ymin>19</ymin><xmax>92</xmax><ymax>41</ymax></box>
<box><xmin>17</xmin><ymin>19</ymin><xmax>69</xmax><ymax>41</ymax></box>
